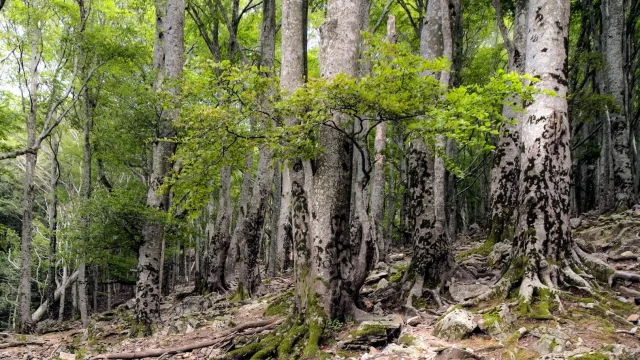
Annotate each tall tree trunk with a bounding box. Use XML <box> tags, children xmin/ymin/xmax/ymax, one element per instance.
<box><xmin>403</xmin><ymin>0</ymin><xmax>453</xmax><ymax>307</ymax></box>
<box><xmin>17</xmin><ymin>20</ymin><xmax>42</xmax><ymax>335</ymax></box>
<box><xmin>507</xmin><ymin>0</ymin><xmax>583</xmax><ymax>304</ymax></box>
<box><xmin>225</xmin><ymin>154</ymin><xmax>253</xmax><ymax>280</ymax></box>
<box><xmin>134</xmin><ymin>0</ymin><xmax>184</xmax><ymax>335</ymax></box>
<box><xmin>268</xmin><ymin>167</ymin><xmax>284</xmax><ymax>276</ymax></box>
<box><xmin>602</xmin><ymin>0</ymin><xmax>633</xmax><ymax>209</ymax></box>
<box><xmin>46</xmin><ymin>138</ymin><xmax>59</xmax><ymax>321</ymax></box>
<box><xmin>310</xmin><ymin>0</ymin><xmax>362</xmax><ymax>321</ymax></box>
<box><xmin>488</xmin><ymin>0</ymin><xmax>527</xmax><ymax>244</ymax></box>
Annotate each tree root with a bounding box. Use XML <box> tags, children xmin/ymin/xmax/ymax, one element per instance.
<box><xmin>90</xmin><ymin>318</ymin><xmax>284</xmax><ymax>359</ymax></box>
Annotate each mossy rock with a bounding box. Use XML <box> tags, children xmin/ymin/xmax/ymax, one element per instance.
<box><xmin>434</xmin><ymin>309</ymin><xmax>477</xmax><ymax>341</ymax></box>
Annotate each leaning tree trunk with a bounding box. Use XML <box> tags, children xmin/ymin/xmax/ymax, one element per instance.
<box><xmin>17</xmin><ymin>21</ymin><xmax>42</xmax><ymax>335</ymax></box>
<box><xmin>488</xmin><ymin>0</ymin><xmax>527</xmax><ymax>244</ymax></box>
<box><xmin>134</xmin><ymin>0</ymin><xmax>184</xmax><ymax>336</ymax></box>
<box><xmin>602</xmin><ymin>0</ymin><xmax>633</xmax><ymax>210</ymax></box>
<box><xmin>235</xmin><ymin>0</ymin><xmax>276</xmax><ymax>298</ymax></box>
<box><xmin>403</xmin><ymin>0</ymin><xmax>453</xmax><ymax>307</ymax></box>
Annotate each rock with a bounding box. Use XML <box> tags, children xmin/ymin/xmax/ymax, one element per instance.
<box><xmin>477</xmin><ymin>304</ymin><xmax>516</xmax><ymax>340</ymax></box>
<box><xmin>375</xmin><ymin>262</ymin><xmax>389</xmax><ymax>271</ymax></box>
<box><xmin>377</xmin><ymin>278</ymin><xmax>389</xmax><ymax>289</ymax></box>
<box><xmin>627</xmin><ymin>314</ymin><xmax>640</xmax><ymax>323</ymax></box>
<box><xmin>579</xmin><ymin>302</ymin><xmax>595</xmax><ymax>309</ymax></box>
<box><xmin>434</xmin><ymin>309</ymin><xmax>477</xmax><ymax>341</ymax></box>
<box><xmin>365</xmin><ymin>272</ymin><xmax>388</xmax><ymax>285</ymax></box>
<box><xmin>469</xmin><ymin>223</ymin><xmax>481</xmax><ymax>234</ymax></box>
<box><xmin>389</xmin><ymin>253</ymin><xmax>405</xmax><ymax>261</ymax></box>
<box><xmin>531</xmin><ymin>327</ymin><xmax>570</xmax><ymax>356</ymax></box>
<box><xmin>570</xmin><ymin>217</ymin><xmax>582</xmax><ymax>229</ymax></box>
<box><xmin>449</xmin><ymin>283</ymin><xmax>491</xmax><ymax>302</ymax></box>
<box><xmin>434</xmin><ymin>347</ymin><xmax>480</xmax><ymax>359</ymax></box>
<box><xmin>373</xmin><ymin>302</ymin><xmax>384</xmax><ymax>316</ymax></box>
<box><xmin>407</xmin><ymin>316</ymin><xmax>422</xmax><ymax>326</ymax></box>
<box><xmin>339</xmin><ymin>315</ymin><xmax>403</xmax><ymax>350</ymax></box>
<box><xmin>489</xmin><ymin>242</ymin><xmax>511</xmax><ymax>267</ymax></box>
<box><xmin>617</xmin><ymin>296</ymin><xmax>629</xmax><ymax>303</ymax></box>
<box><xmin>58</xmin><ymin>353</ymin><xmax>75</xmax><ymax>360</ymax></box>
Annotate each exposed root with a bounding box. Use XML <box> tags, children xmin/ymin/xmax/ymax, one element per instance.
<box><xmin>560</xmin><ymin>266</ymin><xmax>593</xmax><ymax>293</ymax></box>
<box><xmin>91</xmin><ymin>318</ymin><xmax>284</xmax><ymax>359</ymax></box>
<box><xmin>614</xmin><ymin>270</ymin><xmax>640</xmax><ymax>283</ymax></box>
<box><xmin>461</xmin><ymin>276</ymin><xmax>513</xmax><ymax>307</ymax></box>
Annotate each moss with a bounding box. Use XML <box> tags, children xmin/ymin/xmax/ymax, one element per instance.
<box><xmin>516</xmin><ymin>288</ymin><xmax>554</xmax><ymax>320</ymax></box>
<box><xmin>390</xmin><ymin>264</ymin><xmax>408</xmax><ymax>283</ymax></box>
<box><xmin>456</xmin><ymin>238</ymin><xmax>494</xmax><ymax>261</ymax></box>
<box><xmin>600</xmin><ymin>344</ymin><xmax>615</xmax><ymax>352</ymax></box>
<box><xmin>412</xmin><ymin>295</ymin><xmax>427</xmax><ymax>310</ymax></box>
<box><xmin>230</xmin><ymin>283</ymin><xmax>249</xmax><ymax>302</ymax></box>
<box><xmin>224</xmin><ymin>342</ymin><xmax>262</xmax><ymax>360</ymax></box>
<box><xmin>578</xmin><ymin>297</ymin><xmax>596</xmax><ymax>304</ymax></box>
<box><xmin>482</xmin><ymin>308</ymin><xmax>502</xmax><ymax>334</ymax></box>
<box><xmin>351</xmin><ymin>324</ymin><xmax>388</xmax><ymax>338</ymax></box>
<box><xmin>568</xmin><ymin>351</ymin><xmax>610</xmax><ymax>360</ymax></box>
<box><xmin>301</xmin><ymin>295</ymin><xmax>327</xmax><ymax>359</ymax></box>
<box><xmin>277</xmin><ymin>324</ymin><xmax>306</xmax><ymax>358</ymax></box>
<box><xmin>337</xmin><ymin>349</ymin><xmax>360</xmax><ymax>358</ymax></box>
<box><xmin>503</xmin><ymin>328</ymin><xmax>526</xmax><ymax>346</ymax></box>
<box><xmin>264</xmin><ymin>291</ymin><xmax>293</xmax><ymax>317</ymax></box>
<box><xmin>398</xmin><ymin>334</ymin><xmax>416</xmax><ymax>346</ymax></box>
<box><xmin>251</xmin><ymin>333</ymin><xmax>285</xmax><ymax>360</ymax></box>
<box><xmin>548</xmin><ymin>338</ymin><xmax>560</xmax><ymax>352</ymax></box>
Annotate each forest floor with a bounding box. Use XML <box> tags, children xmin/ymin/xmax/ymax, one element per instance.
<box><xmin>3</xmin><ymin>209</ymin><xmax>640</xmax><ymax>359</ymax></box>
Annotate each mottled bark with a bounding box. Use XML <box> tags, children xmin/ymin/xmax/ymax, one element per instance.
<box><xmin>404</xmin><ymin>0</ymin><xmax>452</xmax><ymax>304</ymax></box>
<box><xmin>235</xmin><ymin>0</ymin><xmax>276</xmax><ymax>297</ymax></box>
<box><xmin>17</xmin><ymin>21</ymin><xmax>41</xmax><ymax>335</ymax></box>
<box><xmin>201</xmin><ymin>167</ymin><xmax>232</xmax><ymax>293</ymax></box>
<box><xmin>602</xmin><ymin>0</ymin><xmax>633</xmax><ymax>209</ymax></box>
<box><xmin>135</xmin><ymin>0</ymin><xmax>184</xmax><ymax>335</ymax></box>
<box><xmin>311</xmin><ymin>0</ymin><xmax>361</xmax><ymax>320</ymax></box>
<box><xmin>268</xmin><ymin>166</ymin><xmax>286</xmax><ymax>276</ymax></box>
<box><xmin>281</xmin><ymin>0</ymin><xmax>311</xmax><ymax>313</ymax></box>
<box><xmin>225</xmin><ymin>154</ymin><xmax>253</xmax><ymax>280</ymax></box>
<box><xmin>488</xmin><ymin>0</ymin><xmax>526</xmax><ymax>244</ymax></box>
<box><xmin>510</xmin><ymin>0</ymin><xmax>573</xmax><ymax>303</ymax></box>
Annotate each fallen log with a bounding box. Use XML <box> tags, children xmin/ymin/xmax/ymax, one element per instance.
<box><xmin>31</xmin><ymin>269</ymin><xmax>80</xmax><ymax>323</ymax></box>
<box><xmin>0</xmin><ymin>340</ymin><xmax>46</xmax><ymax>349</ymax></box>
<box><xmin>91</xmin><ymin>318</ymin><xmax>284</xmax><ymax>359</ymax></box>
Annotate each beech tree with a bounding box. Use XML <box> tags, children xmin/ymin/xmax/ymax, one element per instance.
<box><xmin>134</xmin><ymin>0</ymin><xmax>185</xmax><ymax>335</ymax></box>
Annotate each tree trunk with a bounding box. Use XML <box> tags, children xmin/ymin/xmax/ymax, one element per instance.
<box><xmin>201</xmin><ymin>166</ymin><xmax>232</xmax><ymax>293</ymax></box>
<box><xmin>46</xmin><ymin>138</ymin><xmax>59</xmax><ymax>321</ymax></box>
<box><xmin>17</xmin><ymin>20</ymin><xmax>42</xmax><ymax>335</ymax></box>
<box><xmin>508</xmin><ymin>0</ymin><xmax>576</xmax><ymax>304</ymax></box>
<box><xmin>225</xmin><ymin>154</ymin><xmax>253</xmax><ymax>281</ymax></box>
<box><xmin>268</xmin><ymin>166</ymin><xmax>283</xmax><ymax>276</ymax></box>
<box><xmin>79</xmin><ymin>81</ymin><xmax>94</xmax><ymax>329</ymax></box>
<box><xmin>403</xmin><ymin>0</ymin><xmax>453</xmax><ymax>306</ymax></box>
<box><xmin>310</xmin><ymin>0</ymin><xmax>361</xmax><ymax>321</ymax></box>
<box><xmin>58</xmin><ymin>263</ymin><xmax>67</xmax><ymax>322</ymax></box>
<box><xmin>134</xmin><ymin>0</ymin><xmax>184</xmax><ymax>336</ymax></box>
<box><xmin>602</xmin><ymin>0</ymin><xmax>633</xmax><ymax>209</ymax></box>
<box><xmin>234</xmin><ymin>0</ymin><xmax>276</xmax><ymax>298</ymax></box>
<box><xmin>488</xmin><ymin>0</ymin><xmax>526</xmax><ymax>244</ymax></box>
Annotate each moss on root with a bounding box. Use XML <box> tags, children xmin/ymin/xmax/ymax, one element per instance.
<box><xmin>516</xmin><ymin>288</ymin><xmax>554</xmax><ymax>320</ymax></box>
<box><xmin>568</xmin><ymin>352</ymin><xmax>610</xmax><ymax>360</ymax></box>
<box><xmin>265</xmin><ymin>290</ymin><xmax>294</xmax><ymax>317</ymax></box>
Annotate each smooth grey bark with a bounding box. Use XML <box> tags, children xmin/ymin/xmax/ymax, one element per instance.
<box><xmin>280</xmin><ymin>0</ymin><xmax>311</xmax><ymax>312</ymax></box>
<box><xmin>369</xmin><ymin>15</ymin><xmax>395</xmax><ymax>262</ymax></box>
<box><xmin>32</xmin><ymin>270</ymin><xmax>79</xmax><ymax>323</ymax></box>
<box><xmin>46</xmin><ymin>138</ymin><xmax>59</xmax><ymax>321</ymax></box>
<box><xmin>235</xmin><ymin>0</ymin><xmax>276</xmax><ymax>297</ymax></box>
<box><xmin>268</xmin><ymin>166</ymin><xmax>284</xmax><ymax>276</ymax></box>
<box><xmin>311</xmin><ymin>0</ymin><xmax>363</xmax><ymax>320</ymax></box>
<box><xmin>488</xmin><ymin>0</ymin><xmax>526</xmax><ymax>244</ymax></box>
<box><xmin>58</xmin><ymin>262</ymin><xmax>67</xmax><ymax>322</ymax></box>
<box><xmin>225</xmin><ymin>154</ymin><xmax>253</xmax><ymax>281</ymax></box>
<box><xmin>602</xmin><ymin>0</ymin><xmax>633</xmax><ymax>209</ymax></box>
<box><xmin>201</xmin><ymin>166</ymin><xmax>232</xmax><ymax>293</ymax></box>
<box><xmin>510</xmin><ymin>0</ymin><xmax>574</xmax><ymax>303</ymax></box>
<box><xmin>135</xmin><ymin>0</ymin><xmax>184</xmax><ymax>335</ymax></box>
<box><xmin>17</xmin><ymin>20</ymin><xmax>42</xmax><ymax>334</ymax></box>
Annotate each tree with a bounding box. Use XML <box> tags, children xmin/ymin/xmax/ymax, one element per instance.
<box><xmin>601</xmin><ymin>0</ymin><xmax>633</xmax><ymax>210</ymax></box>
<box><xmin>487</xmin><ymin>0</ymin><xmax>527</xmax><ymax>245</ymax></box>
<box><xmin>134</xmin><ymin>0</ymin><xmax>185</xmax><ymax>335</ymax></box>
